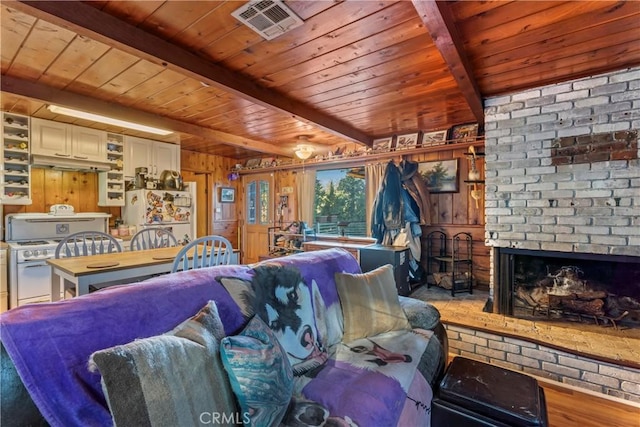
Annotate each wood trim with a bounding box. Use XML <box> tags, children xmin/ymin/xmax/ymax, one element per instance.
<box><xmin>412</xmin><ymin>0</ymin><xmax>484</xmax><ymax>125</ymax></box>
<box><xmin>1</xmin><ymin>75</ymin><xmax>290</xmax><ymax>156</ymax></box>
<box><xmin>11</xmin><ymin>1</ymin><xmax>372</xmax><ymax>146</ymax></box>
<box><xmin>238</xmin><ymin>139</ymin><xmax>485</xmax><ymax>175</ymax></box>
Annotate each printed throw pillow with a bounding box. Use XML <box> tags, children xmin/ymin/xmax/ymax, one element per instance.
<box><xmin>220</xmin><ymin>315</ymin><xmax>294</xmax><ymax>427</ymax></box>
<box><xmin>335</xmin><ymin>264</ymin><xmax>412</xmax><ymax>343</ymax></box>
<box><xmin>89</xmin><ymin>301</ymin><xmax>238</xmax><ymax>427</ymax></box>
<box><xmin>218</xmin><ymin>263</ymin><xmax>330</xmax><ymax>377</ymax></box>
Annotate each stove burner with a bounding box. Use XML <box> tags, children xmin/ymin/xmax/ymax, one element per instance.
<box><xmin>16</xmin><ymin>240</ymin><xmax>50</xmax><ymax>246</ymax></box>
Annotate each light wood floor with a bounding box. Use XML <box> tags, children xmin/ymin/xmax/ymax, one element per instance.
<box><xmin>538</xmin><ymin>378</ymin><xmax>640</xmax><ymax>427</ymax></box>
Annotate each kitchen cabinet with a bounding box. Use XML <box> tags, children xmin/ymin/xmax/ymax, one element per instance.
<box><xmin>1</xmin><ymin>112</ymin><xmax>31</xmax><ymax>205</ymax></box>
<box><xmin>31</xmin><ymin>118</ymin><xmax>107</xmax><ymax>162</ymax></box>
<box><xmin>124</xmin><ymin>136</ymin><xmax>180</xmax><ymax>179</ymax></box>
<box><xmin>98</xmin><ymin>133</ymin><xmax>125</xmax><ymax>206</ymax></box>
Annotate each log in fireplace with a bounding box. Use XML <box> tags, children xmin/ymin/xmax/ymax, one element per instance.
<box><xmin>496</xmin><ymin>248</ymin><xmax>640</xmax><ymax>328</ymax></box>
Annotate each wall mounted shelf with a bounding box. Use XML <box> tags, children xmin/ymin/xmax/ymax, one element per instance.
<box><xmin>236</xmin><ymin>138</ymin><xmax>485</xmax><ymax>175</ymax></box>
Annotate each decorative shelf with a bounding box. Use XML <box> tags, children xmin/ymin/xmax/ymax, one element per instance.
<box><xmin>237</xmin><ymin>138</ymin><xmax>485</xmax><ymax>175</ymax></box>
<box><xmin>464</xmin><ymin>180</ymin><xmax>485</xmax><ymax>184</ymax></box>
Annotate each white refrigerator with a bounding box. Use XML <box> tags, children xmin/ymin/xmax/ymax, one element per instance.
<box><xmin>122</xmin><ymin>182</ymin><xmax>197</xmax><ymax>245</ymax></box>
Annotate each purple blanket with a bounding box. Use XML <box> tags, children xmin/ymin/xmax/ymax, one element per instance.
<box><xmin>0</xmin><ymin>249</ymin><xmax>362</xmax><ymax>426</ymax></box>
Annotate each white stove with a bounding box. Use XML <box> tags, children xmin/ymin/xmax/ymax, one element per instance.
<box><xmin>5</xmin><ymin>207</ymin><xmax>113</xmax><ymax>308</ymax></box>
<box><xmin>9</xmin><ymin>239</ymin><xmax>62</xmax><ymax>262</ymax></box>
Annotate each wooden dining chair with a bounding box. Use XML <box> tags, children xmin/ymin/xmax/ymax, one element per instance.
<box><xmin>171</xmin><ymin>235</ymin><xmax>233</xmax><ymax>273</ymax></box>
<box><xmin>129</xmin><ymin>227</ymin><xmax>178</xmax><ymax>251</ymax></box>
<box><xmin>54</xmin><ymin>231</ymin><xmax>122</xmax><ymax>258</ymax></box>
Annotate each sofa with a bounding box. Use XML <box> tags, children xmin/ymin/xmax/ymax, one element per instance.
<box><xmin>1</xmin><ymin>248</ymin><xmax>447</xmax><ymax>427</ymax></box>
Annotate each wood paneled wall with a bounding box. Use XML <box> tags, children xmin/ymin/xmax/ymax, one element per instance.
<box><xmin>2</xmin><ymin>167</ymin><xmax>120</xmax><ymax>227</ymax></box>
<box><xmin>2</xmin><ymin>148</ymin><xmax>489</xmax><ymax>288</ymax></box>
<box><xmin>180</xmin><ymin>149</ymin><xmax>238</xmax><ymax>246</ymax></box>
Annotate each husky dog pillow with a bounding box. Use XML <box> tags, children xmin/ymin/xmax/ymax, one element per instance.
<box><xmin>218</xmin><ymin>264</ymin><xmax>329</xmax><ymax>376</ymax></box>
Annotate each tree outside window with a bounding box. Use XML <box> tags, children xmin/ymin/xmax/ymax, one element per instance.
<box><xmin>314</xmin><ymin>167</ymin><xmax>366</xmax><ymax>236</ymax></box>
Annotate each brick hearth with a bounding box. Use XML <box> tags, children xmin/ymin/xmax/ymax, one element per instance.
<box><xmin>410</xmin><ymin>286</ymin><xmax>640</xmax><ymax>403</ymax></box>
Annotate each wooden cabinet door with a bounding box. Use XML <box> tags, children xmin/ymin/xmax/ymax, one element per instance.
<box><xmin>71</xmin><ymin>126</ymin><xmax>106</xmax><ymax>162</ymax></box>
<box><xmin>31</xmin><ymin>118</ymin><xmax>71</xmax><ymax>157</ymax></box>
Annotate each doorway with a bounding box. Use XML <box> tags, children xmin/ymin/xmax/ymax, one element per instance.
<box><xmin>242</xmin><ymin>172</ymin><xmax>274</xmax><ymax>263</ymax></box>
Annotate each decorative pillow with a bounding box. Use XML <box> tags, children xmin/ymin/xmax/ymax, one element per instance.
<box><xmin>220</xmin><ymin>315</ymin><xmax>294</xmax><ymax>427</ymax></box>
<box><xmin>335</xmin><ymin>264</ymin><xmax>412</xmax><ymax>343</ymax></box>
<box><xmin>89</xmin><ymin>301</ymin><xmax>238</xmax><ymax>427</ymax></box>
<box><xmin>218</xmin><ymin>264</ymin><xmax>330</xmax><ymax>377</ymax></box>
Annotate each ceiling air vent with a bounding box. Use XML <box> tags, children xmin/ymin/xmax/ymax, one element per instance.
<box><xmin>232</xmin><ymin>0</ymin><xmax>303</xmax><ymax>40</ymax></box>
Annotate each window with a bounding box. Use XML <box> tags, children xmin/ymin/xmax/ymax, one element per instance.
<box><xmin>246</xmin><ymin>178</ymin><xmax>271</xmax><ymax>225</ymax></box>
<box><xmin>314</xmin><ymin>167</ymin><xmax>366</xmax><ymax>236</ymax></box>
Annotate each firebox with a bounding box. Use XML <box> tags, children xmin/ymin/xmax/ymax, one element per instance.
<box><xmin>496</xmin><ymin>248</ymin><xmax>640</xmax><ymax>328</ymax></box>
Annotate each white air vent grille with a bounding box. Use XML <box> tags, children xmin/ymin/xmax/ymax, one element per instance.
<box><xmin>232</xmin><ymin>0</ymin><xmax>303</xmax><ymax>40</ymax></box>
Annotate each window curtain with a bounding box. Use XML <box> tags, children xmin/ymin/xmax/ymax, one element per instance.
<box><xmin>296</xmin><ymin>169</ymin><xmax>316</xmax><ymax>227</ymax></box>
<box><xmin>365</xmin><ymin>162</ymin><xmax>386</xmax><ymax>237</ymax></box>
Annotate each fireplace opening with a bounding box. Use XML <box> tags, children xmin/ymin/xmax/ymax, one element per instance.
<box><xmin>496</xmin><ymin>248</ymin><xmax>640</xmax><ymax>329</ymax></box>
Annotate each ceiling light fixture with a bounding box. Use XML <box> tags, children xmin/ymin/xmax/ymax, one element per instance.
<box><xmin>294</xmin><ymin>136</ymin><xmax>315</xmax><ymax>160</ymax></box>
<box><xmin>295</xmin><ymin>144</ymin><xmax>314</xmax><ymax>160</ymax></box>
<box><xmin>46</xmin><ymin>105</ymin><xmax>173</xmax><ymax>136</ymax></box>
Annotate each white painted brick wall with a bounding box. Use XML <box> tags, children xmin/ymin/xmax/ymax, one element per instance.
<box><xmin>484</xmin><ymin>66</ymin><xmax>640</xmax><ymax>256</ymax></box>
<box><xmin>479</xmin><ymin>67</ymin><xmax>640</xmax><ymax>403</ymax></box>
<box><xmin>445</xmin><ymin>324</ymin><xmax>640</xmax><ymax>403</ymax></box>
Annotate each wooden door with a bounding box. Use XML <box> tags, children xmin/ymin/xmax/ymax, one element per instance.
<box><xmin>242</xmin><ymin>172</ymin><xmax>274</xmax><ymax>264</ymax></box>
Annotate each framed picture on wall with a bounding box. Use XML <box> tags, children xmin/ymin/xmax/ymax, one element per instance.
<box><xmin>421</xmin><ymin>129</ymin><xmax>449</xmax><ymax>147</ymax></box>
<box><xmin>219</xmin><ymin>187</ymin><xmax>235</xmax><ymax>203</ymax></box>
<box><xmin>450</xmin><ymin>123</ymin><xmax>479</xmax><ymax>143</ymax></box>
<box><xmin>417</xmin><ymin>159</ymin><xmax>459</xmax><ymax>193</ymax></box>
<box><xmin>372</xmin><ymin>137</ymin><xmax>393</xmax><ymax>152</ymax></box>
<box><xmin>395</xmin><ymin>132</ymin><xmax>420</xmax><ymax>150</ymax></box>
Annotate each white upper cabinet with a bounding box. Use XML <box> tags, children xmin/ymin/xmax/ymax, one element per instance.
<box><xmin>124</xmin><ymin>136</ymin><xmax>180</xmax><ymax>179</ymax></box>
<box><xmin>31</xmin><ymin>118</ymin><xmax>107</xmax><ymax>162</ymax></box>
<box><xmin>71</xmin><ymin>126</ymin><xmax>107</xmax><ymax>161</ymax></box>
<box><xmin>153</xmin><ymin>140</ymin><xmax>180</xmax><ymax>177</ymax></box>
<box><xmin>31</xmin><ymin>119</ymin><xmax>70</xmax><ymax>157</ymax></box>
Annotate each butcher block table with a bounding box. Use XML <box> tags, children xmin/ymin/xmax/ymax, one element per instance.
<box><xmin>47</xmin><ymin>246</ymin><xmax>239</xmax><ymax>301</ymax></box>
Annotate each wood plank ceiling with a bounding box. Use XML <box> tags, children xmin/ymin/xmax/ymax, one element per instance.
<box><xmin>1</xmin><ymin>1</ymin><xmax>639</xmax><ymax>160</ymax></box>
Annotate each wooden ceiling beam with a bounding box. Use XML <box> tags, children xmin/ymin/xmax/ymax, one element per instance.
<box><xmin>411</xmin><ymin>0</ymin><xmax>484</xmax><ymax>126</ymax></box>
<box><xmin>1</xmin><ymin>75</ymin><xmax>292</xmax><ymax>157</ymax></box>
<box><xmin>9</xmin><ymin>0</ymin><xmax>372</xmax><ymax>146</ymax></box>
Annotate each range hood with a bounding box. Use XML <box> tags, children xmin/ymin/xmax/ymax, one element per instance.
<box><xmin>31</xmin><ymin>154</ymin><xmax>111</xmax><ymax>172</ymax></box>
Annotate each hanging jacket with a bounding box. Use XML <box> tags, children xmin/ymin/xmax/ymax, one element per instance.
<box><xmin>399</xmin><ymin>158</ymin><xmax>432</xmax><ymax>225</ymax></box>
<box><xmin>371</xmin><ymin>161</ymin><xmax>404</xmax><ymax>243</ymax></box>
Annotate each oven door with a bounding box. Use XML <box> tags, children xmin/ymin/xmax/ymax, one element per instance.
<box><xmin>16</xmin><ymin>260</ymin><xmax>51</xmax><ymax>304</ymax></box>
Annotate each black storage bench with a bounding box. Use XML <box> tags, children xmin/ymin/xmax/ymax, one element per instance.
<box><xmin>432</xmin><ymin>356</ymin><xmax>548</xmax><ymax>427</ymax></box>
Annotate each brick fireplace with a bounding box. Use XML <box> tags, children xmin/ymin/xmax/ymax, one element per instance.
<box><xmin>496</xmin><ymin>248</ymin><xmax>640</xmax><ymax>328</ymax></box>
<box><xmin>484</xmin><ymin>67</ymin><xmax>640</xmax><ymax>317</ymax></box>
<box><xmin>454</xmin><ymin>66</ymin><xmax>640</xmax><ymax>403</ymax></box>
